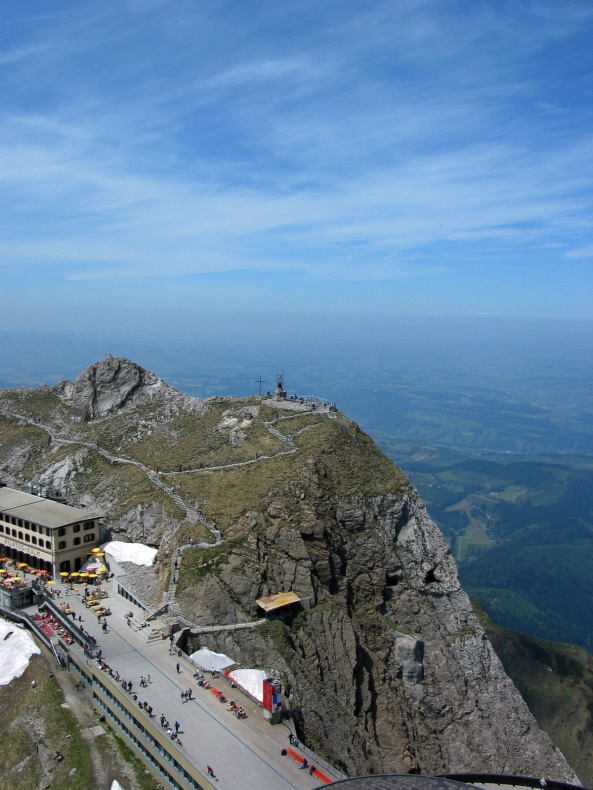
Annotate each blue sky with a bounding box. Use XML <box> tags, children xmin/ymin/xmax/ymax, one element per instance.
<box><xmin>1</xmin><ymin>0</ymin><xmax>592</xmax><ymax>330</ymax></box>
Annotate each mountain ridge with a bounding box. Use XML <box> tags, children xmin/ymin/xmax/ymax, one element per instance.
<box><xmin>0</xmin><ymin>357</ymin><xmax>580</xmax><ymax>782</ymax></box>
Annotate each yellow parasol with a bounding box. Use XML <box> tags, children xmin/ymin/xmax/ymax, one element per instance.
<box><xmin>60</xmin><ymin>572</ymin><xmax>69</xmax><ymax>577</ymax></box>
<box><xmin>79</xmin><ymin>572</ymin><xmax>88</xmax><ymax>577</ymax></box>
<box><xmin>47</xmin><ymin>580</ymin><xmax>56</xmax><ymax>585</ymax></box>
<box><xmin>89</xmin><ymin>573</ymin><xmax>98</xmax><ymax>578</ymax></box>
<box><xmin>95</xmin><ymin>552</ymin><xmax>105</xmax><ymax>557</ymax></box>
<box><xmin>91</xmin><ymin>547</ymin><xmax>101</xmax><ymax>553</ymax></box>
<box><xmin>96</xmin><ymin>566</ymin><xmax>107</xmax><ymax>573</ymax></box>
<box><xmin>0</xmin><ymin>569</ymin><xmax>6</xmax><ymax>575</ymax></box>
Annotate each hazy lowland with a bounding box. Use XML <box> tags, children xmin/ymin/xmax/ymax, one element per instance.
<box><xmin>1</xmin><ymin>314</ymin><xmax>592</xmax><ymax>653</ymax></box>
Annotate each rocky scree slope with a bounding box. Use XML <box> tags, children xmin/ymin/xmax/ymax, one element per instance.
<box><xmin>0</xmin><ymin>358</ymin><xmax>579</xmax><ymax>783</ymax></box>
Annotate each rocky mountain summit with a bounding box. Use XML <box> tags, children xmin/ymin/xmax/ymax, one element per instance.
<box><xmin>64</xmin><ymin>357</ymin><xmax>189</xmax><ymax>427</ymax></box>
<box><xmin>0</xmin><ymin>358</ymin><xmax>579</xmax><ymax>783</ymax></box>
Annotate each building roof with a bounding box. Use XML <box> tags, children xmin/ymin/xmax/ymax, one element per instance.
<box><xmin>0</xmin><ymin>487</ymin><xmax>98</xmax><ymax>529</ymax></box>
<box><xmin>256</xmin><ymin>591</ymin><xmax>300</xmax><ymax>613</ymax></box>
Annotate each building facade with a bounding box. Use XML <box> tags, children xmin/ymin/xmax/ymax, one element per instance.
<box><xmin>0</xmin><ymin>487</ymin><xmax>100</xmax><ymax>578</ymax></box>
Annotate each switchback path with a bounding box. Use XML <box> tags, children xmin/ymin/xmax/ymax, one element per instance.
<box><xmin>0</xmin><ymin>407</ymin><xmax>303</xmax><ymax>529</ymax></box>
<box><xmin>1</xmin><ymin>406</ymin><xmax>326</xmax><ymax>628</ymax></box>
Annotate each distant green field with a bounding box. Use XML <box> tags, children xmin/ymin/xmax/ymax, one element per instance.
<box><xmin>379</xmin><ymin>440</ymin><xmax>593</xmax><ymax>651</ymax></box>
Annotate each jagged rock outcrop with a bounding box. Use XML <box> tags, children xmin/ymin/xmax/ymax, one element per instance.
<box><xmin>181</xmin><ymin>474</ymin><xmax>579</xmax><ymax>782</ymax></box>
<box><xmin>0</xmin><ymin>359</ymin><xmax>580</xmax><ymax>783</ymax></box>
<box><xmin>64</xmin><ymin>357</ymin><xmax>165</xmax><ymax>426</ymax></box>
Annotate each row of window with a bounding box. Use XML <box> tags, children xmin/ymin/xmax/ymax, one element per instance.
<box><xmin>0</xmin><ymin>526</ymin><xmax>52</xmax><ymax>548</ymax></box>
<box><xmin>0</xmin><ymin>522</ymin><xmax>52</xmax><ymax>537</ymax></box>
<box><xmin>57</xmin><ymin>534</ymin><xmax>95</xmax><ymax>549</ymax></box>
<box><xmin>0</xmin><ymin>515</ymin><xmax>95</xmax><ymax>536</ymax></box>
<box><xmin>0</xmin><ymin>525</ymin><xmax>95</xmax><ymax>550</ymax></box>
<box><xmin>57</xmin><ymin>522</ymin><xmax>95</xmax><ymax>536</ymax></box>
<box><xmin>93</xmin><ymin>680</ymin><xmax>204</xmax><ymax>790</ymax></box>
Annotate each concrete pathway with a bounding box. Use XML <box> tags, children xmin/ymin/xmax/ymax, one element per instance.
<box><xmin>40</xmin><ymin>576</ymin><xmax>339</xmax><ymax>790</ymax></box>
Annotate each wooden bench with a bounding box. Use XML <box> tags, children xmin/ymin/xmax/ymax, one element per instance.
<box><xmin>285</xmin><ymin>749</ymin><xmax>331</xmax><ymax>784</ymax></box>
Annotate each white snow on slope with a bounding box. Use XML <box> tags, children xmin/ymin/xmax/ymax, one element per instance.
<box><xmin>103</xmin><ymin>541</ymin><xmax>157</xmax><ymax>566</ymax></box>
<box><xmin>111</xmin><ymin>781</ymin><xmax>126</xmax><ymax>790</ymax></box>
<box><xmin>229</xmin><ymin>668</ymin><xmax>268</xmax><ymax>703</ymax></box>
<box><xmin>190</xmin><ymin>647</ymin><xmax>235</xmax><ymax>672</ymax></box>
<box><xmin>0</xmin><ymin>619</ymin><xmax>40</xmax><ymax>686</ymax></box>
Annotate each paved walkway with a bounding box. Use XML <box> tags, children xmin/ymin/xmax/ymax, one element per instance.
<box><xmin>35</xmin><ymin>576</ymin><xmax>339</xmax><ymax>790</ymax></box>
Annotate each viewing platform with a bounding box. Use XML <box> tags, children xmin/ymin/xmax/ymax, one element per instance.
<box><xmin>15</xmin><ymin>573</ymin><xmax>342</xmax><ymax>790</ymax></box>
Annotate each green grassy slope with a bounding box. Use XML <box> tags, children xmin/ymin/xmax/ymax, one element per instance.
<box><xmin>473</xmin><ymin>601</ymin><xmax>593</xmax><ymax>787</ymax></box>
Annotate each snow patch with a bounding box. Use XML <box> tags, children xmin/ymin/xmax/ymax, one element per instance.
<box><xmin>228</xmin><ymin>669</ymin><xmax>268</xmax><ymax>703</ymax></box>
<box><xmin>103</xmin><ymin>541</ymin><xmax>157</xmax><ymax>567</ymax></box>
<box><xmin>190</xmin><ymin>647</ymin><xmax>235</xmax><ymax>672</ymax></box>
<box><xmin>111</xmin><ymin>781</ymin><xmax>126</xmax><ymax>790</ymax></box>
<box><xmin>0</xmin><ymin>619</ymin><xmax>40</xmax><ymax>686</ymax></box>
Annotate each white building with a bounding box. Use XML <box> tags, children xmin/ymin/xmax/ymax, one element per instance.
<box><xmin>0</xmin><ymin>487</ymin><xmax>100</xmax><ymax>578</ymax></box>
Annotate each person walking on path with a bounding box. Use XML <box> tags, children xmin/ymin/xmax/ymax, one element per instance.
<box><xmin>176</xmin><ymin>662</ymin><xmax>180</xmax><ymax>674</ymax></box>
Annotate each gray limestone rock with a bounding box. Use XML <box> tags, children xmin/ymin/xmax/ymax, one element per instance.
<box><xmin>183</xmin><ymin>484</ymin><xmax>579</xmax><ymax>784</ymax></box>
<box><xmin>66</xmin><ymin>357</ymin><xmax>165</xmax><ymax>425</ymax></box>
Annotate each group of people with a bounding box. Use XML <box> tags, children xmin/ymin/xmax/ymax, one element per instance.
<box><xmin>181</xmin><ymin>688</ymin><xmax>193</xmax><ymax>702</ymax></box>
<box><xmin>287</xmin><ymin>733</ymin><xmax>316</xmax><ymax>776</ymax></box>
<box><xmin>160</xmin><ymin>714</ymin><xmax>182</xmax><ymax>745</ymax></box>
<box><xmin>299</xmin><ymin>758</ymin><xmax>316</xmax><ymax>776</ymax></box>
<box><xmin>137</xmin><ymin>700</ymin><xmax>154</xmax><ymax>717</ymax></box>
<box><xmin>226</xmin><ymin>700</ymin><xmax>247</xmax><ymax>719</ymax></box>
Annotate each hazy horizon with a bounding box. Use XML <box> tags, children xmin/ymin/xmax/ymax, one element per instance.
<box><xmin>2</xmin><ymin>315</ymin><xmax>591</xmax><ymax>457</ymax></box>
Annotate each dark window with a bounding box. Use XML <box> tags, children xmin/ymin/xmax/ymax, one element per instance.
<box><xmin>31</xmin><ymin>537</ymin><xmax>37</xmax><ymax>545</ymax></box>
<box><xmin>18</xmin><ymin>531</ymin><xmax>23</xmax><ymax>540</ymax></box>
<box><xmin>18</xmin><ymin>519</ymin><xmax>23</xmax><ymax>527</ymax></box>
<box><xmin>58</xmin><ymin>541</ymin><xmax>66</xmax><ymax>549</ymax></box>
<box><xmin>73</xmin><ymin>524</ymin><xmax>80</xmax><ymax>533</ymax></box>
<box><xmin>24</xmin><ymin>534</ymin><xmax>29</xmax><ymax>542</ymax></box>
<box><xmin>46</xmin><ymin>527</ymin><xmax>51</xmax><ymax>536</ymax></box>
<box><xmin>83</xmin><ymin>534</ymin><xmax>95</xmax><ymax>543</ymax></box>
<box><xmin>11</xmin><ymin>529</ymin><xmax>16</xmax><ymax>537</ymax></box>
<box><xmin>73</xmin><ymin>537</ymin><xmax>81</xmax><ymax>545</ymax></box>
<box><xmin>31</xmin><ymin>524</ymin><xmax>37</xmax><ymax>533</ymax></box>
<box><xmin>0</xmin><ymin>526</ymin><xmax>3</xmax><ymax>533</ymax></box>
<box><xmin>45</xmin><ymin>540</ymin><xmax>51</xmax><ymax>549</ymax></box>
<box><xmin>84</xmin><ymin>522</ymin><xmax>94</xmax><ymax>531</ymax></box>
<box><xmin>58</xmin><ymin>527</ymin><xmax>66</xmax><ymax>536</ymax></box>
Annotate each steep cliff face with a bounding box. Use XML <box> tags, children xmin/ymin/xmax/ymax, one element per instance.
<box><xmin>178</xmin><ymin>423</ymin><xmax>577</xmax><ymax>781</ymax></box>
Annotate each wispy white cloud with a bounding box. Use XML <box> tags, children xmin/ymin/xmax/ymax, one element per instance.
<box><xmin>0</xmin><ymin>0</ymin><xmax>591</xmax><ymax>316</ymax></box>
